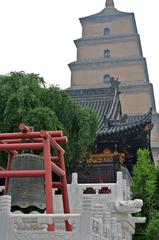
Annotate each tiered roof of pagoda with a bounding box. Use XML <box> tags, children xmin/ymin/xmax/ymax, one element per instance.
<box><xmin>80</xmin><ymin>0</ymin><xmax>130</xmax><ymax>23</ymax></box>
<box><xmin>67</xmin><ymin>81</ymin><xmax>152</xmax><ymax>142</ymax></box>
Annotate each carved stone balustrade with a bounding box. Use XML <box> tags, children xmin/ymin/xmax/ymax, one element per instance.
<box><xmin>0</xmin><ymin>172</ymin><xmax>145</xmax><ymax>240</ymax></box>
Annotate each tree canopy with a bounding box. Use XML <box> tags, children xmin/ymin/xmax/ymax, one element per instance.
<box><xmin>132</xmin><ymin>149</ymin><xmax>159</xmax><ymax>240</ymax></box>
<box><xmin>0</xmin><ymin>71</ymin><xmax>98</xmax><ymax>172</ymax></box>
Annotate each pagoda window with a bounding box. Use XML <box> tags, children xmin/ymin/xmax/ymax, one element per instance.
<box><xmin>104</xmin><ymin>49</ymin><xmax>111</xmax><ymax>59</ymax></box>
<box><xmin>104</xmin><ymin>27</ymin><xmax>110</xmax><ymax>35</ymax></box>
<box><xmin>103</xmin><ymin>74</ymin><xmax>111</xmax><ymax>83</ymax></box>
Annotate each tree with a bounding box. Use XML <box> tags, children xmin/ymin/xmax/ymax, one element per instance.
<box><xmin>145</xmin><ymin>212</ymin><xmax>159</xmax><ymax>240</ymax></box>
<box><xmin>132</xmin><ymin>149</ymin><xmax>159</xmax><ymax>239</ymax></box>
<box><xmin>0</xmin><ymin>71</ymin><xmax>98</xmax><ymax>172</ymax></box>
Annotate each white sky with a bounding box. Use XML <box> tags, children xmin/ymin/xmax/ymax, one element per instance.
<box><xmin>0</xmin><ymin>0</ymin><xmax>159</xmax><ymax>111</ymax></box>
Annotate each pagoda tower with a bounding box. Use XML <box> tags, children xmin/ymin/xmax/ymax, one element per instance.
<box><xmin>68</xmin><ymin>0</ymin><xmax>159</xmax><ymax>163</ymax></box>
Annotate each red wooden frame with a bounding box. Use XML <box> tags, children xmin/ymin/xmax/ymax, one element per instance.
<box><xmin>0</xmin><ymin>123</ymin><xmax>72</xmax><ymax>231</ymax></box>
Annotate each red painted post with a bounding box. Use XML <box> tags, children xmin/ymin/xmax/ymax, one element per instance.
<box><xmin>0</xmin><ymin>125</ymin><xmax>71</xmax><ymax>232</ymax></box>
<box><xmin>0</xmin><ymin>170</ymin><xmax>46</xmax><ymax>178</ymax></box>
<box><xmin>2</xmin><ymin>136</ymin><xmax>68</xmax><ymax>144</ymax></box>
<box><xmin>52</xmin><ymin>182</ymin><xmax>62</xmax><ymax>188</ymax></box>
<box><xmin>4</xmin><ymin>152</ymin><xmax>14</xmax><ymax>194</ymax></box>
<box><xmin>51</xmin><ymin>156</ymin><xmax>59</xmax><ymax>162</ymax></box>
<box><xmin>51</xmin><ymin>162</ymin><xmax>65</xmax><ymax>176</ymax></box>
<box><xmin>0</xmin><ymin>142</ymin><xmax>43</xmax><ymax>151</ymax></box>
<box><xmin>19</xmin><ymin>123</ymin><xmax>32</xmax><ymax>133</ymax></box>
<box><xmin>43</xmin><ymin>136</ymin><xmax>54</xmax><ymax>231</ymax></box>
<box><xmin>41</xmin><ymin>130</ymin><xmax>65</xmax><ymax>153</ymax></box>
<box><xmin>0</xmin><ymin>166</ymin><xmax>6</xmax><ymax>171</ymax></box>
<box><xmin>59</xmin><ymin>152</ymin><xmax>72</xmax><ymax>231</ymax></box>
<box><xmin>0</xmin><ymin>131</ymin><xmax>63</xmax><ymax>139</ymax></box>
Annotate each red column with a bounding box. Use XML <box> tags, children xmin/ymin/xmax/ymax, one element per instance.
<box><xmin>4</xmin><ymin>152</ymin><xmax>14</xmax><ymax>194</ymax></box>
<box><xmin>59</xmin><ymin>152</ymin><xmax>72</xmax><ymax>231</ymax></box>
<box><xmin>43</xmin><ymin>136</ymin><xmax>54</xmax><ymax>231</ymax></box>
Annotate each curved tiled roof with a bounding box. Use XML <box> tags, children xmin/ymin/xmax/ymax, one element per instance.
<box><xmin>67</xmin><ymin>82</ymin><xmax>152</xmax><ymax>141</ymax></box>
<box><xmin>73</xmin><ymin>88</ymin><xmax>120</xmax><ymax>132</ymax></box>
<box><xmin>97</xmin><ymin>108</ymin><xmax>152</xmax><ymax>141</ymax></box>
<box><xmin>67</xmin><ymin>81</ymin><xmax>120</xmax><ymax>128</ymax></box>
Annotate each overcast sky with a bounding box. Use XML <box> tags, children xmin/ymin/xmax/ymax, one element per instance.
<box><xmin>0</xmin><ymin>0</ymin><xmax>158</xmax><ymax>111</ymax></box>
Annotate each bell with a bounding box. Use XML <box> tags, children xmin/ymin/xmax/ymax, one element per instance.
<box><xmin>8</xmin><ymin>153</ymin><xmax>46</xmax><ymax>213</ymax></box>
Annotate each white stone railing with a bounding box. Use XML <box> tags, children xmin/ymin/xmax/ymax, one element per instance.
<box><xmin>13</xmin><ymin>213</ymin><xmax>81</xmax><ymax>240</ymax></box>
<box><xmin>0</xmin><ymin>195</ymin><xmax>15</xmax><ymax>240</ymax></box>
<box><xmin>92</xmin><ymin>218</ymin><xmax>122</xmax><ymax>240</ymax></box>
<box><xmin>102</xmin><ymin>226</ymin><xmax>122</xmax><ymax>240</ymax></box>
<box><xmin>0</xmin><ymin>195</ymin><xmax>81</xmax><ymax>240</ymax></box>
<box><xmin>68</xmin><ymin>171</ymin><xmax>131</xmax><ymax>207</ymax></box>
<box><xmin>12</xmin><ymin>213</ymin><xmax>80</xmax><ymax>229</ymax></box>
<box><xmin>0</xmin><ymin>172</ymin><xmax>143</xmax><ymax>240</ymax></box>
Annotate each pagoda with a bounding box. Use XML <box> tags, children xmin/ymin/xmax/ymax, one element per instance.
<box><xmin>0</xmin><ymin>2</ymin><xmax>147</xmax><ymax>239</ymax></box>
<box><xmin>67</xmin><ymin>0</ymin><xmax>159</xmax><ymax>176</ymax></box>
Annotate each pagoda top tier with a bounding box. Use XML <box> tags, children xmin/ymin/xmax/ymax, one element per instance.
<box><xmin>80</xmin><ymin>0</ymin><xmax>130</xmax><ymax>23</ymax></box>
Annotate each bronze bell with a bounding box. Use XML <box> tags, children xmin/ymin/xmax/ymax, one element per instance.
<box><xmin>8</xmin><ymin>154</ymin><xmax>46</xmax><ymax>213</ymax></box>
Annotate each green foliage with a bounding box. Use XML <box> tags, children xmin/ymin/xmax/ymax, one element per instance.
<box><xmin>132</xmin><ymin>149</ymin><xmax>159</xmax><ymax>239</ymax></box>
<box><xmin>0</xmin><ymin>71</ymin><xmax>98</xmax><ymax>172</ymax></box>
<box><xmin>0</xmin><ymin>71</ymin><xmax>43</xmax><ymax>132</ymax></box>
<box><xmin>64</xmin><ymin>106</ymin><xmax>97</xmax><ymax>172</ymax></box>
<box><xmin>132</xmin><ymin>149</ymin><xmax>157</xmax><ymax>215</ymax></box>
<box><xmin>24</xmin><ymin>107</ymin><xmax>63</xmax><ymax>131</ymax></box>
<box><xmin>145</xmin><ymin>213</ymin><xmax>159</xmax><ymax>240</ymax></box>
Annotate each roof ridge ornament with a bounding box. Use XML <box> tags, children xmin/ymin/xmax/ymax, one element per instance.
<box><xmin>105</xmin><ymin>0</ymin><xmax>115</xmax><ymax>8</ymax></box>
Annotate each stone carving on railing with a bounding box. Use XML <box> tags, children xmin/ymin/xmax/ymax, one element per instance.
<box><xmin>13</xmin><ymin>214</ymin><xmax>79</xmax><ymax>240</ymax></box>
<box><xmin>15</xmin><ymin>233</ymin><xmax>72</xmax><ymax>240</ymax></box>
<box><xmin>83</xmin><ymin>187</ymin><xmax>96</xmax><ymax>194</ymax></box>
<box><xmin>103</xmin><ymin>226</ymin><xmax>122</xmax><ymax>240</ymax></box>
<box><xmin>12</xmin><ymin>213</ymin><xmax>80</xmax><ymax>232</ymax></box>
<box><xmin>1</xmin><ymin>210</ymin><xmax>79</xmax><ymax>240</ymax></box>
<box><xmin>83</xmin><ymin>186</ymin><xmax>112</xmax><ymax>195</ymax></box>
<box><xmin>98</xmin><ymin>187</ymin><xmax>111</xmax><ymax>194</ymax></box>
<box><xmin>14</xmin><ymin>217</ymin><xmax>48</xmax><ymax>231</ymax></box>
<box><xmin>92</xmin><ymin>218</ymin><xmax>101</xmax><ymax>235</ymax></box>
<box><xmin>92</xmin><ymin>218</ymin><xmax>102</xmax><ymax>240</ymax></box>
<box><xmin>115</xmin><ymin>199</ymin><xmax>143</xmax><ymax>213</ymax></box>
<box><xmin>132</xmin><ymin>216</ymin><xmax>146</xmax><ymax>224</ymax></box>
<box><xmin>92</xmin><ymin>217</ymin><xmax>122</xmax><ymax>240</ymax></box>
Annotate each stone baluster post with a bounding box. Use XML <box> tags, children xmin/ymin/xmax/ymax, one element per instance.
<box><xmin>72</xmin><ymin>172</ymin><xmax>78</xmax><ymax>184</ymax></box>
<box><xmin>111</xmin><ymin>217</ymin><xmax>118</xmax><ymax>235</ymax></box>
<box><xmin>103</xmin><ymin>210</ymin><xmax>111</xmax><ymax>240</ymax></box>
<box><xmin>81</xmin><ymin>196</ymin><xmax>93</xmax><ymax>240</ymax></box>
<box><xmin>0</xmin><ymin>195</ymin><xmax>14</xmax><ymax>240</ymax></box>
<box><xmin>93</xmin><ymin>204</ymin><xmax>103</xmax><ymax>238</ymax></box>
<box><xmin>70</xmin><ymin>173</ymin><xmax>79</xmax><ymax>213</ymax></box>
<box><xmin>93</xmin><ymin>204</ymin><xmax>104</xmax><ymax>219</ymax></box>
<box><xmin>103</xmin><ymin>209</ymin><xmax>111</xmax><ymax>228</ymax></box>
<box><xmin>123</xmin><ymin>179</ymin><xmax>127</xmax><ymax>200</ymax></box>
<box><xmin>116</xmin><ymin>171</ymin><xmax>124</xmax><ymax>201</ymax></box>
<box><xmin>72</xmin><ymin>215</ymin><xmax>81</xmax><ymax>240</ymax></box>
<box><xmin>117</xmin><ymin>222</ymin><xmax>123</xmax><ymax>238</ymax></box>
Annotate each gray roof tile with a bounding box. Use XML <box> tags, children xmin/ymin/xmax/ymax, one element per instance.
<box><xmin>67</xmin><ymin>83</ymin><xmax>152</xmax><ymax>140</ymax></box>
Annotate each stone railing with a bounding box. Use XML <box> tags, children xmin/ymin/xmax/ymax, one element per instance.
<box><xmin>13</xmin><ymin>213</ymin><xmax>81</xmax><ymax>240</ymax></box>
<box><xmin>0</xmin><ymin>195</ymin><xmax>14</xmax><ymax>240</ymax></box>
<box><xmin>0</xmin><ymin>172</ymin><xmax>145</xmax><ymax>240</ymax></box>
<box><xmin>0</xmin><ymin>195</ymin><xmax>81</xmax><ymax>240</ymax></box>
<box><xmin>92</xmin><ymin>218</ymin><xmax>122</xmax><ymax>240</ymax></box>
<box><xmin>68</xmin><ymin>171</ymin><xmax>131</xmax><ymax>206</ymax></box>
